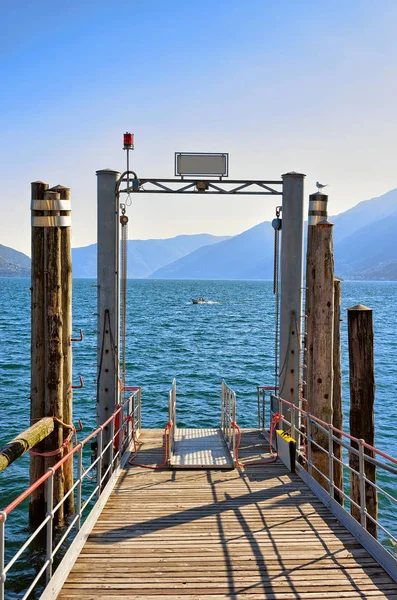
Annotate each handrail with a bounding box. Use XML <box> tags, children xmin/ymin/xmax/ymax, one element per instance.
<box><xmin>221</xmin><ymin>380</ymin><xmax>237</xmax><ymax>465</ymax></box>
<box><xmin>261</xmin><ymin>390</ymin><xmax>397</xmax><ymax>563</ymax></box>
<box><xmin>168</xmin><ymin>379</ymin><xmax>176</xmax><ymax>464</ymax></box>
<box><xmin>0</xmin><ymin>387</ymin><xmax>141</xmax><ymax>600</ymax></box>
<box><xmin>257</xmin><ymin>385</ymin><xmax>279</xmax><ymax>429</ymax></box>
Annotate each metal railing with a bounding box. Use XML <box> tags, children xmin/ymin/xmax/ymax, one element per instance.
<box><xmin>257</xmin><ymin>385</ymin><xmax>279</xmax><ymax>429</ymax></box>
<box><xmin>168</xmin><ymin>379</ymin><xmax>177</xmax><ymax>464</ymax></box>
<box><xmin>0</xmin><ymin>387</ymin><xmax>141</xmax><ymax>600</ymax></box>
<box><xmin>221</xmin><ymin>380</ymin><xmax>237</xmax><ymax>465</ymax></box>
<box><xmin>262</xmin><ymin>391</ymin><xmax>397</xmax><ymax>579</ymax></box>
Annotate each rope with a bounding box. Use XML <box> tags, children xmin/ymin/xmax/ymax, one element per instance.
<box><xmin>232</xmin><ymin>413</ymin><xmax>283</xmax><ymax>467</ymax></box>
<box><xmin>128</xmin><ymin>420</ymin><xmax>172</xmax><ymax>470</ymax></box>
<box><xmin>29</xmin><ymin>417</ymin><xmax>82</xmax><ymax>458</ymax></box>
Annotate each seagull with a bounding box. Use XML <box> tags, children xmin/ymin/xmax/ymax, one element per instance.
<box><xmin>316</xmin><ymin>181</ymin><xmax>328</xmax><ymax>192</ymax></box>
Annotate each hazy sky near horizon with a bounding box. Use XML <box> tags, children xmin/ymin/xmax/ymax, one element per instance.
<box><xmin>2</xmin><ymin>0</ymin><xmax>397</xmax><ymax>255</ymax></box>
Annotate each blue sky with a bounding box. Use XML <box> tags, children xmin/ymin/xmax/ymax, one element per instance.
<box><xmin>1</xmin><ymin>0</ymin><xmax>397</xmax><ymax>254</ymax></box>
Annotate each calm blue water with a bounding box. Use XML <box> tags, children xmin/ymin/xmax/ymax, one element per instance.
<box><xmin>0</xmin><ymin>278</ymin><xmax>396</xmax><ymax>596</ymax></box>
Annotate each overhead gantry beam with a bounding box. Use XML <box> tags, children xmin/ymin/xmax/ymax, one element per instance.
<box><xmin>118</xmin><ymin>177</ymin><xmax>283</xmax><ymax>196</ymax></box>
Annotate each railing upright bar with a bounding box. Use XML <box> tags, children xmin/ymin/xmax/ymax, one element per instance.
<box><xmin>77</xmin><ymin>446</ymin><xmax>83</xmax><ymax>531</ymax></box>
<box><xmin>0</xmin><ymin>512</ymin><xmax>6</xmax><ymax>600</ymax></box>
<box><xmin>45</xmin><ymin>470</ymin><xmax>54</xmax><ymax>584</ymax></box>
<box><xmin>328</xmin><ymin>426</ymin><xmax>334</xmax><ymax>497</ymax></box>
<box><xmin>97</xmin><ymin>428</ymin><xmax>103</xmax><ymax>500</ymax></box>
<box><xmin>359</xmin><ymin>439</ymin><xmax>367</xmax><ymax>528</ymax></box>
<box><xmin>118</xmin><ymin>402</ymin><xmax>124</xmax><ymax>463</ymax></box>
<box><xmin>306</xmin><ymin>413</ymin><xmax>313</xmax><ymax>477</ymax></box>
<box><xmin>232</xmin><ymin>392</ymin><xmax>237</xmax><ymax>460</ymax></box>
<box><xmin>262</xmin><ymin>389</ymin><xmax>265</xmax><ymax>429</ymax></box>
<box><xmin>257</xmin><ymin>386</ymin><xmax>260</xmax><ymax>429</ymax></box>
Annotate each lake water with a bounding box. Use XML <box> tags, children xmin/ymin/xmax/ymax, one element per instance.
<box><xmin>0</xmin><ymin>278</ymin><xmax>396</xmax><ymax>596</ymax></box>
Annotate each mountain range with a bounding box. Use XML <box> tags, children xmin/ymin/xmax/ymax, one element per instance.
<box><xmin>2</xmin><ymin>187</ymin><xmax>397</xmax><ymax>280</ymax></box>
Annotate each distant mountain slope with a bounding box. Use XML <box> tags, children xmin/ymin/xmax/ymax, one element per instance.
<box><xmin>72</xmin><ymin>234</ymin><xmax>230</xmax><ymax>278</ymax></box>
<box><xmin>0</xmin><ymin>244</ymin><xmax>30</xmax><ymax>277</ymax></box>
<box><xmin>149</xmin><ymin>223</ymin><xmax>275</xmax><ymax>280</ymax></box>
<box><xmin>331</xmin><ymin>188</ymin><xmax>397</xmax><ymax>244</ymax></box>
<box><xmin>335</xmin><ymin>215</ymin><xmax>397</xmax><ymax>278</ymax></box>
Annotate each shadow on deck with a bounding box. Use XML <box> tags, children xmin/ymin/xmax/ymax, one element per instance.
<box><xmin>58</xmin><ymin>429</ymin><xmax>397</xmax><ymax>599</ymax></box>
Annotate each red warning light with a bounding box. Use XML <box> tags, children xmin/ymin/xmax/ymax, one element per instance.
<box><xmin>123</xmin><ymin>132</ymin><xmax>134</xmax><ymax>149</ymax></box>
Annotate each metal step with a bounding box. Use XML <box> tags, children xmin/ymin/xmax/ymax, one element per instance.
<box><xmin>170</xmin><ymin>427</ymin><xmax>234</xmax><ymax>469</ymax></box>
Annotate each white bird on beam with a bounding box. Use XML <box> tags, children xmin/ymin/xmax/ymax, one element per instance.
<box><xmin>316</xmin><ymin>181</ymin><xmax>328</xmax><ymax>192</ymax></box>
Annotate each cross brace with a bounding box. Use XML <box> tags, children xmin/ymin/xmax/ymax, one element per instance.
<box><xmin>119</xmin><ymin>178</ymin><xmax>283</xmax><ymax>196</ymax></box>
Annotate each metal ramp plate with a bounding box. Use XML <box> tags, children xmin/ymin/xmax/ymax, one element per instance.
<box><xmin>170</xmin><ymin>427</ymin><xmax>234</xmax><ymax>469</ymax></box>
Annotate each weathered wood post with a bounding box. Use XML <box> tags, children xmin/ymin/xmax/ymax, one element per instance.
<box><xmin>43</xmin><ymin>189</ymin><xmax>65</xmax><ymax>526</ymax></box>
<box><xmin>30</xmin><ymin>181</ymin><xmax>49</xmax><ymax>525</ymax></box>
<box><xmin>305</xmin><ymin>192</ymin><xmax>334</xmax><ymax>488</ymax></box>
<box><xmin>279</xmin><ymin>172</ymin><xmax>305</xmax><ymax>433</ymax></box>
<box><xmin>348</xmin><ymin>305</ymin><xmax>377</xmax><ymax>538</ymax></box>
<box><xmin>30</xmin><ymin>182</ymin><xmax>73</xmax><ymax>527</ymax></box>
<box><xmin>51</xmin><ymin>185</ymin><xmax>74</xmax><ymax>516</ymax></box>
<box><xmin>333</xmin><ymin>278</ymin><xmax>343</xmax><ymax>504</ymax></box>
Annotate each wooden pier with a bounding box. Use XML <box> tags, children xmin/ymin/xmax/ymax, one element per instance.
<box><xmin>58</xmin><ymin>430</ymin><xmax>397</xmax><ymax>599</ymax></box>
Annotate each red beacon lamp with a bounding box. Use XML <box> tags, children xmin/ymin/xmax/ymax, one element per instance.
<box><xmin>123</xmin><ymin>132</ymin><xmax>134</xmax><ymax>150</ymax></box>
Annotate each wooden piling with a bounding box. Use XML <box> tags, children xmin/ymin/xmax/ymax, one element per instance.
<box><xmin>348</xmin><ymin>305</ymin><xmax>377</xmax><ymax>538</ymax></box>
<box><xmin>305</xmin><ymin>214</ymin><xmax>334</xmax><ymax>488</ymax></box>
<box><xmin>30</xmin><ymin>180</ymin><xmax>49</xmax><ymax>526</ymax></box>
<box><xmin>333</xmin><ymin>278</ymin><xmax>343</xmax><ymax>505</ymax></box>
<box><xmin>43</xmin><ymin>189</ymin><xmax>65</xmax><ymax>527</ymax></box>
<box><xmin>0</xmin><ymin>418</ymin><xmax>54</xmax><ymax>473</ymax></box>
<box><xmin>51</xmin><ymin>185</ymin><xmax>73</xmax><ymax>516</ymax></box>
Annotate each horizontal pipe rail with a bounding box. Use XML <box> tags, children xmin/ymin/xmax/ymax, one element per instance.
<box><xmin>0</xmin><ymin>387</ymin><xmax>141</xmax><ymax>600</ymax></box>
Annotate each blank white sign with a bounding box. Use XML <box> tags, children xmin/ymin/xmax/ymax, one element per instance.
<box><xmin>176</xmin><ymin>153</ymin><xmax>228</xmax><ymax>176</ymax></box>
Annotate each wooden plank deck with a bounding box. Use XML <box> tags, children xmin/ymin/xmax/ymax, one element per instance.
<box><xmin>58</xmin><ymin>429</ymin><xmax>397</xmax><ymax>599</ymax></box>
<box><xmin>171</xmin><ymin>428</ymin><xmax>233</xmax><ymax>468</ymax></box>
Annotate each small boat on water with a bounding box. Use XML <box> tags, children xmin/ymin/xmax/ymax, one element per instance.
<box><xmin>192</xmin><ymin>297</ymin><xmax>207</xmax><ymax>304</ymax></box>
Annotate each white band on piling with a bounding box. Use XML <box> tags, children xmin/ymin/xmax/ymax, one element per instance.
<box><xmin>309</xmin><ymin>199</ymin><xmax>327</xmax><ymax>212</ymax></box>
<box><xmin>31</xmin><ymin>216</ymin><xmax>71</xmax><ymax>227</ymax></box>
<box><xmin>31</xmin><ymin>199</ymin><xmax>71</xmax><ymax>211</ymax></box>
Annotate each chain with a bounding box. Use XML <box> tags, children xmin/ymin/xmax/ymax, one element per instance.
<box><xmin>273</xmin><ymin>206</ymin><xmax>282</xmax><ymax>390</ymax></box>
<box><xmin>120</xmin><ymin>203</ymin><xmax>128</xmax><ymax>397</ymax></box>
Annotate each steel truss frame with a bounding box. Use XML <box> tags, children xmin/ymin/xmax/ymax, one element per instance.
<box><xmin>118</xmin><ymin>176</ymin><xmax>283</xmax><ymax>196</ymax></box>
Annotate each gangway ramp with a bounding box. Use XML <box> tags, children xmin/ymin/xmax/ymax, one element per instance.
<box><xmin>170</xmin><ymin>427</ymin><xmax>234</xmax><ymax>468</ymax></box>
<box><xmin>58</xmin><ymin>429</ymin><xmax>397</xmax><ymax>599</ymax></box>
<box><xmin>167</xmin><ymin>380</ymin><xmax>237</xmax><ymax>469</ymax></box>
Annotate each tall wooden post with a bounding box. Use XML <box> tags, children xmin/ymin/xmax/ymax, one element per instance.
<box><xmin>305</xmin><ymin>211</ymin><xmax>334</xmax><ymax>488</ymax></box>
<box><xmin>51</xmin><ymin>185</ymin><xmax>73</xmax><ymax>516</ymax></box>
<box><xmin>348</xmin><ymin>305</ymin><xmax>377</xmax><ymax>538</ymax></box>
<box><xmin>30</xmin><ymin>181</ymin><xmax>49</xmax><ymax>525</ymax></box>
<box><xmin>30</xmin><ymin>182</ymin><xmax>72</xmax><ymax>528</ymax></box>
<box><xmin>333</xmin><ymin>279</ymin><xmax>343</xmax><ymax>504</ymax></box>
<box><xmin>43</xmin><ymin>189</ymin><xmax>65</xmax><ymax>527</ymax></box>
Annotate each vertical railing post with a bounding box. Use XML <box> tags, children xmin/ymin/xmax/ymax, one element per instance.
<box><xmin>257</xmin><ymin>387</ymin><xmax>260</xmax><ymax>429</ymax></box>
<box><xmin>76</xmin><ymin>446</ymin><xmax>83</xmax><ymax>531</ymax></box>
<box><xmin>291</xmin><ymin>404</ymin><xmax>296</xmax><ymax>441</ymax></box>
<box><xmin>138</xmin><ymin>388</ymin><xmax>142</xmax><ymax>432</ymax></box>
<box><xmin>306</xmin><ymin>413</ymin><xmax>312</xmax><ymax>477</ymax></box>
<box><xmin>359</xmin><ymin>439</ymin><xmax>367</xmax><ymax>528</ymax></box>
<box><xmin>109</xmin><ymin>418</ymin><xmax>115</xmax><ymax>472</ymax></box>
<box><xmin>45</xmin><ymin>470</ymin><xmax>54</xmax><ymax>584</ymax></box>
<box><xmin>262</xmin><ymin>390</ymin><xmax>265</xmax><ymax>429</ymax></box>
<box><xmin>0</xmin><ymin>512</ymin><xmax>6</xmax><ymax>600</ymax></box>
<box><xmin>221</xmin><ymin>381</ymin><xmax>224</xmax><ymax>434</ymax></box>
<box><xmin>118</xmin><ymin>404</ymin><xmax>124</xmax><ymax>462</ymax></box>
<box><xmin>232</xmin><ymin>393</ymin><xmax>237</xmax><ymax>461</ymax></box>
<box><xmin>328</xmin><ymin>426</ymin><xmax>334</xmax><ymax>497</ymax></box>
<box><xmin>96</xmin><ymin>428</ymin><xmax>103</xmax><ymax>500</ymax></box>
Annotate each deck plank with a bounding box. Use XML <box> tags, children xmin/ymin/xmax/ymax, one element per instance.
<box><xmin>58</xmin><ymin>429</ymin><xmax>396</xmax><ymax>599</ymax></box>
